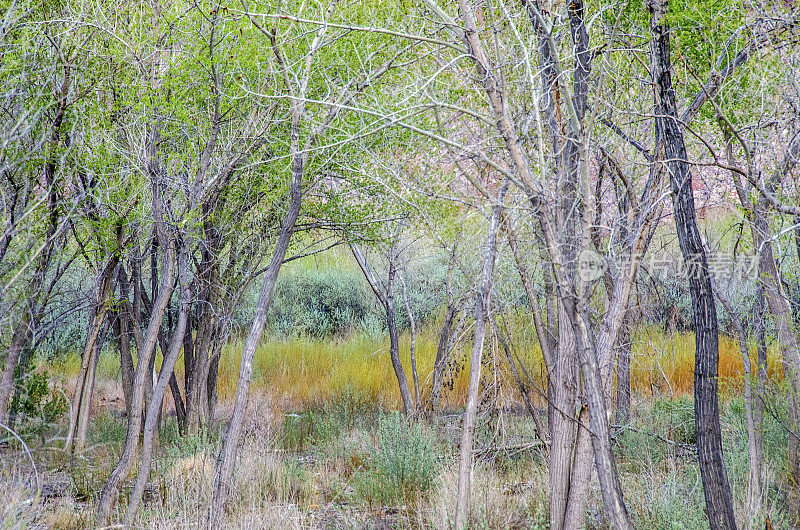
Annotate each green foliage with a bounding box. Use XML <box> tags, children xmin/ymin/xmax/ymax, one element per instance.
<box><xmin>268</xmin><ymin>266</ymin><xmax>370</xmax><ymax>338</ymax></box>
<box><xmin>87</xmin><ymin>412</ymin><xmax>127</xmax><ymax>448</ymax></box>
<box><xmin>162</xmin><ymin>423</ymin><xmax>220</xmax><ymax>460</ymax></box>
<box><xmin>353</xmin><ymin>412</ymin><xmax>439</xmax><ymax>506</ymax></box>
<box><xmin>652</xmin><ymin>396</ymin><xmax>696</xmax><ymax>445</ymax></box>
<box><xmin>325</xmin><ymin>383</ymin><xmax>380</xmax><ymax>430</ymax></box>
<box><xmin>69</xmin><ymin>456</ymin><xmax>108</xmax><ymax>502</ymax></box>
<box><xmin>9</xmin><ymin>368</ymin><xmax>68</xmax><ymax>442</ymax></box>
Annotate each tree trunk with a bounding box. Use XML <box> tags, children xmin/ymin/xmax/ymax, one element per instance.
<box><xmin>95</xmin><ymin>165</ymin><xmax>179</xmax><ymax>526</ymax></box>
<box><xmin>66</xmin><ymin>256</ymin><xmax>118</xmax><ymax>455</ymax></box>
<box><xmin>0</xmin><ymin>313</ymin><xmax>31</xmax><ymax>424</ymax></box>
<box><xmin>716</xmin><ymin>284</ymin><xmax>762</xmax><ymax>527</ymax></box>
<box><xmin>615</xmin><ymin>316</ymin><xmax>632</xmax><ymax>428</ymax></box>
<box><xmin>400</xmin><ymin>274</ymin><xmax>420</xmax><ymax>411</ymax></box>
<box><xmin>454</xmin><ymin>179</ymin><xmax>506</xmax><ymax>529</ymax></box>
<box><xmin>351</xmin><ymin>242</ymin><xmax>413</xmax><ymax>415</ymax></box>
<box><xmin>209</xmin><ymin>145</ymin><xmax>304</xmax><ymax>525</ymax></box>
<box><xmin>430</xmin><ymin>300</ymin><xmax>460</xmax><ymax>410</ymax></box>
<box><xmin>125</xmin><ymin>242</ymin><xmax>191</xmax><ymax>523</ymax></box>
<box><xmin>650</xmin><ymin>2</ymin><xmax>737</xmax><ymax>526</ymax></box>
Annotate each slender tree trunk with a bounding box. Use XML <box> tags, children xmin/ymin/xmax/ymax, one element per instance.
<box><xmin>66</xmin><ymin>257</ymin><xmax>118</xmax><ymax>454</ymax></box>
<box><xmin>454</xmin><ymin>179</ymin><xmax>506</xmax><ymax>528</ymax></box>
<box><xmin>385</xmin><ymin>250</ymin><xmax>413</xmax><ymax>415</ymax></box>
<box><xmin>400</xmin><ymin>274</ymin><xmax>420</xmax><ymax>411</ymax></box>
<box><xmin>351</xmin><ymin>242</ymin><xmax>413</xmax><ymax>415</ymax></box>
<box><xmin>209</xmin><ymin>148</ymin><xmax>304</xmax><ymax>525</ymax></box>
<box><xmin>616</xmin><ymin>316</ymin><xmax>632</xmax><ymax>427</ymax></box>
<box><xmin>95</xmin><ymin>165</ymin><xmax>179</xmax><ymax>525</ymax></box>
<box><xmin>125</xmin><ymin>242</ymin><xmax>191</xmax><ymax>523</ymax></box>
<box><xmin>650</xmin><ymin>2</ymin><xmax>737</xmax><ymax>526</ymax></box>
<box><xmin>430</xmin><ymin>301</ymin><xmax>460</xmax><ymax>410</ymax></box>
<box><xmin>716</xmin><ymin>284</ymin><xmax>762</xmax><ymax>527</ymax></box>
<box><xmin>493</xmin><ymin>319</ymin><xmax>547</xmax><ymax>442</ymax></box>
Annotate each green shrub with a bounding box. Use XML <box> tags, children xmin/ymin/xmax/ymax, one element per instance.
<box><xmin>327</xmin><ymin>383</ymin><xmax>379</xmax><ymax>429</ymax></box>
<box><xmin>354</xmin><ymin>412</ymin><xmax>439</xmax><ymax>506</ymax></box>
<box><xmin>267</xmin><ymin>267</ymin><xmax>369</xmax><ymax>338</ymax></box>
<box><xmin>281</xmin><ymin>409</ymin><xmax>339</xmax><ymax>452</ymax></box>
<box><xmin>9</xmin><ymin>368</ymin><xmax>68</xmax><ymax>443</ymax></box>
<box><xmin>651</xmin><ymin>395</ymin><xmax>696</xmax><ymax>445</ymax></box>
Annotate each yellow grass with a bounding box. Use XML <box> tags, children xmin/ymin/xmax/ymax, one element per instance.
<box><xmin>630</xmin><ymin>326</ymin><xmax>784</xmax><ymax>397</ymax></box>
<box><xmin>51</xmin><ymin>323</ymin><xmax>783</xmax><ymax>412</ymax></box>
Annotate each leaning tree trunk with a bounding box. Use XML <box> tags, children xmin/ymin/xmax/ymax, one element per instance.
<box><xmin>125</xmin><ymin>241</ymin><xmax>191</xmax><ymax>524</ymax></box>
<box><xmin>385</xmin><ymin>247</ymin><xmax>413</xmax><ymax>415</ymax></box>
<box><xmin>650</xmin><ymin>1</ymin><xmax>737</xmax><ymax>526</ymax></box>
<box><xmin>95</xmin><ymin>162</ymin><xmax>179</xmax><ymax>526</ymax></box>
<box><xmin>208</xmin><ymin>146</ymin><xmax>305</xmax><ymax>526</ymax></box>
<box><xmin>454</xmin><ymin>179</ymin><xmax>506</xmax><ymax>528</ymax></box>
<box><xmin>65</xmin><ymin>256</ymin><xmax>119</xmax><ymax>455</ymax></box>
<box><xmin>351</xmin><ymin>242</ymin><xmax>414</xmax><ymax>415</ymax></box>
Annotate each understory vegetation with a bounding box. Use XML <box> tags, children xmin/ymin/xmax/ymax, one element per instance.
<box><xmin>0</xmin><ymin>384</ymin><xmax>794</xmax><ymax>528</ymax></box>
<box><xmin>4</xmin><ymin>0</ymin><xmax>800</xmax><ymax>527</ymax></box>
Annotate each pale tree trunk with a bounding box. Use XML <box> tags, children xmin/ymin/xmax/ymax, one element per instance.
<box><xmin>65</xmin><ymin>256</ymin><xmax>119</xmax><ymax>455</ymax></box>
<box><xmin>722</xmin><ymin>105</ymin><xmax>800</xmax><ymax>527</ymax></box>
<box><xmin>95</xmin><ymin>160</ymin><xmax>179</xmax><ymax>526</ymax></box>
<box><xmin>125</xmin><ymin>241</ymin><xmax>192</xmax><ymax>524</ymax></box>
<box><xmin>650</xmin><ymin>1</ymin><xmax>737</xmax><ymax>526</ymax></box>
<box><xmin>615</xmin><ymin>316</ymin><xmax>632</xmax><ymax>427</ymax></box>
<box><xmin>715</xmin><ymin>282</ymin><xmax>762</xmax><ymax>527</ymax></box>
<box><xmin>208</xmin><ymin>139</ymin><xmax>304</xmax><ymax>526</ymax></box>
<box><xmin>454</xmin><ymin>179</ymin><xmax>506</xmax><ymax>529</ymax></box>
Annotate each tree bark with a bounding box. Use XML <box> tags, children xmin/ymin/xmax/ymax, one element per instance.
<box><xmin>125</xmin><ymin>241</ymin><xmax>191</xmax><ymax>524</ymax></box>
<box><xmin>208</xmin><ymin>138</ymin><xmax>304</xmax><ymax>526</ymax></box>
<box><xmin>454</xmin><ymin>179</ymin><xmax>506</xmax><ymax>529</ymax></box>
<box><xmin>95</xmin><ymin>158</ymin><xmax>179</xmax><ymax>526</ymax></box>
<box><xmin>400</xmin><ymin>273</ymin><xmax>420</xmax><ymax>411</ymax></box>
<box><xmin>351</xmin><ymin>242</ymin><xmax>413</xmax><ymax>415</ymax></box>
<box><xmin>715</xmin><ymin>282</ymin><xmax>762</xmax><ymax>527</ymax></box>
<box><xmin>615</xmin><ymin>316</ymin><xmax>632</xmax><ymax>428</ymax></box>
<box><xmin>650</xmin><ymin>1</ymin><xmax>737</xmax><ymax>526</ymax></box>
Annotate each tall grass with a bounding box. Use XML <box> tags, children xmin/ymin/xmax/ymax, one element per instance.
<box><xmin>50</xmin><ymin>321</ymin><xmax>783</xmax><ymax>414</ymax></box>
<box><xmin>630</xmin><ymin>326</ymin><xmax>784</xmax><ymax>397</ymax></box>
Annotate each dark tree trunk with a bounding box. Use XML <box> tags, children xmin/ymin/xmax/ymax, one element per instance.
<box><xmin>351</xmin><ymin>242</ymin><xmax>413</xmax><ymax>415</ymax></box>
<box><xmin>430</xmin><ymin>300</ymin><xmax>459</xmax><ymax>410</ymax></box>
<box><xmin>650</xmin><ymin>2</ymin><xmax>737</xmax><ymax>527</ymax></box>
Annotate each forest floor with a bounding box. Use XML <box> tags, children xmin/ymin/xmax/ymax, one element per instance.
<box><xmin>0</xmin><ymin>327</ymin><xmax>793</xmax><ymax>529</ymax></box>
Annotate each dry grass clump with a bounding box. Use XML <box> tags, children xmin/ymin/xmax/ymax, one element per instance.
<box><xmin>432</xmin><ymin>462</ymin><xmax>548</xmax><ymax>528</ymax></box>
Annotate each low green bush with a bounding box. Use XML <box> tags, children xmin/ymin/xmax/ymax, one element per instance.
<box><xmin>354</xmin><ymin>412</ymin><xmax>439</xmax><ymax>507</ymax></box>
<box><xmin>9</xmin><ymin>367</ymin><xmax>68</xmax><ymax>443</ymax></box>
<box><xmin>267</xmin><ymin>266</ymin><xmax>369</xmax><ymax>338</ymax></box>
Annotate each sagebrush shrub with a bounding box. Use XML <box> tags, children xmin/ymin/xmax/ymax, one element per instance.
<box><xmin>355</xmin><ymin>412</ymin><xmax>439</xmax><ymax>506</ymax></box>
